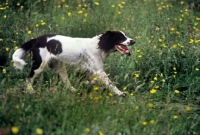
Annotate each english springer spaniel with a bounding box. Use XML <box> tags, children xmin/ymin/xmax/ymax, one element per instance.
<box><xmin>12</xmin><ymin>30</ymin><xmax>135</xmax><ymax>96</ymax></box>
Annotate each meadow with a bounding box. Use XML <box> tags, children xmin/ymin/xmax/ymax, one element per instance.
<box><xmin>0</xmin><ymin>0</ymin><xmax>200</xmax><ymax>134</ymax></box>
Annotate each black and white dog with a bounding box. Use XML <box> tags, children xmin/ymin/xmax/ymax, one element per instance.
<box><xmin>12</xmin><ymin>30</ymin><xmax>135</xmax><ymax>96</ymax></box>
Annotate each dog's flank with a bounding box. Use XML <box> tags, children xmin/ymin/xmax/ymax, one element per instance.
<box><xmin>12</xmin><ymin>30</ymin><xmax>135</xmax><ymax>96</ymax></box>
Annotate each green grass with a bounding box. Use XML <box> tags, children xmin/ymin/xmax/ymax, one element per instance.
<box><xmin>0</xmin><ymin>0</ymin><xmax>200</xmax><ymax>134</ymax></box>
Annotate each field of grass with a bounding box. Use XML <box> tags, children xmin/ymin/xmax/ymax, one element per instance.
<box><xmin>0</xmin><ymin>0</ymin><xmax>200</xmax><ymax>134</ymax></box>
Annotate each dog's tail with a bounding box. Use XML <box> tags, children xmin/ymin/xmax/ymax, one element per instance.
<box><xmin>12</xmin><ymin>39</ymin><xmax>36</xmax><ymax>70</ymax></box>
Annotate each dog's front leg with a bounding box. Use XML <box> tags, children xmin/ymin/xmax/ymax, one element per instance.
<box><xmin>94</xmin><ymin>71</ymin><xmax>127</xmax><ymax>96</ymax></box>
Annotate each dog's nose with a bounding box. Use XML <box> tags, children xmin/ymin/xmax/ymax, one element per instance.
<box><xmin>130</xmin><ymin>40</ymin><xmax>135</xmax><ymax>45</ymax></box>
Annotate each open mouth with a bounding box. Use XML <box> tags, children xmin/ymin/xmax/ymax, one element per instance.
<box><xmin>115</xmin><ymin>44</ymin><xmax>131</xmax><ymax>56</ymax></box>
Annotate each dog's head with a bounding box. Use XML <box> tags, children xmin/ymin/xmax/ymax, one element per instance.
<box><xmin>98</xmin><ymin>30</ymin><xmax>135</xmax><ymax>56</ymax></box>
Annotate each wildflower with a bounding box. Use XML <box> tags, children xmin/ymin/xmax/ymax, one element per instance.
<box><xmin>85</xmin><ymin>128</ymin><xmax>90</xmax><ymax>132</ymax></box>
<box><xmin>150</xmin><ymin>89</ymin><xmax>157</xmax><ymax>94</ymax></box>
<box><xmin>134</xmin><ymin>73</ymin><xmax>139</xmax><ymax>78</ymax></box>
<box><xmin>93</xmin><ymin>86</ymin><xmax>99</xmax><ymax>91</ymax></box>
<box><xmin>153</xmin><ymin>45</ymin><xmax>157</xmax><ymax>49</ymax></box>
<box><xmin>84</xmin><ymin>13</ymin><xmax>88</xmax><ymax>17</ymax></box>
<box><xmin>185</xmin><ymin>106</ymin><xmax>191</xmax><ymax>111</ymax></box>
<box><xmin>11</xmin><ymin>126</ymin><xmax>19</xmax><ymax>134</ymax></box>
<box><xmin>150</xmin><ymin>120</ymin><xmax>155</xmax><ymax>124</ymax></box>
<box><xmin>77</xmin><ymin>10</ymin><xmax>83</xmax><ymax>14</ymax></box>
<box><xmin>174</xmin><ymin>90</ymin><xmax>179</xmax><ymax>94</ymax></box>
<box><xmin>142</xmin><ymin>121</ymin><xmax>147</xmax><ymax>126</ymax></box>
<box><xmin>17</xmin><ymin>2</ymin><xmax>20</xmax><ymax>6</ymax></box>
<box><xmin>180</xmin><ymin>1</ymin><xmax>184</xmax><ymax>4</ymax></box>
<box><xmin>117</xmin><ymin>11</ymin><xmax>122</xmax><ymax>15</ymax></box>
<box><xmin>36</xmin><ymin>128</ymin><xmax>43</xmax><ymax>135</ymax></box>
<box><xmin>41</xmin><ymin>22</ymin><xmax>46</xmax><ymax>25</ymax></box>
<box><xmin>153</xmin><ymin>76</ymin><xmax>157</xmax><ymax>81</ymax></box>
<box><xmin>67</xmin><ymin>12</ymin><xmax>71</xmax><ymax>17</ymax></box>
<box><xmin>195</xmin><ymin>68</ymin><xmax>199</xmax><ymax>71</ymax></box>
<box><xmin>173</xmin><ymin>115</ymin><xmax>178</xmax><ymax>119</ymax></box>
<box><xmin>83</xmin><ymin>19</ymin><xmax>86</xmax><ymax>22</ymax></box>
<box><xmin>158</xmin><ymin>7</ymin><xmax>162</xmax><ymax>11</ymax></box>
<box><xmin>65</xmin><ymin>5</ymin><xmax>69</xmax><ymax>8</ymax></box>
<box><xmin>181</xmin><ymin>51</ymin><xmax>185</xmax><ymax>55</ymax></box>
<box><xmin>136</xmin><ymin>49</ymin><xmax>141</xmax><ymax>53</ymax></box>
<box><xmin>123</xmin><ymin>87</ymin><xmax>127</xmax><ymax>91</ymax></box>
<box><xmin>94</xmin><ymin>2</ymin><xmax>99</xmax><ymax>6</ymax></box>
<box><xmin>61</xmin><ymin>0</ymin><xmax>65</xmax><ymax>2</ymax></box>
<box><xmin>162</xmin><ymin>79</ymin><xmax>166</xmax><ymax>83</ymax></box>
<box><xmin>5</xmin><ymin>47</ymin><xmax>9</xmax><ymax>51</ymax></box>
<box><xmin>147</xmin><ymin>103</ymin><xmax>153</xmax><ymax>108</ymax></box>
<box><xmin>130</xmin><ymin>93</ymin><xmax>134</xmax><ymax>96</ymax></box>
<box><xmin>138</xmin><ymin>55</ymin><xmax>142</xmax><ymax>58</ymax></box>
<box><xmin>28</xmin><ymin>30</ymin><xmax>32</xmax><ymax>34</ymax></box>
<box><xmin>3</xmin><ymin>15</ymin><xmax>7</xmax><ymax>18</ymax></box>
<box><xmin>135</xmin><ymin>106</ymin><xmax>139</xmax><ymax>110</ymax></box>
<box><xmin>158</xmin><ymin>38</ymin><xmax>162</xmax><ymax>42</ymax></box>
<box><xmin>0</xmin><ymin>38</ymin><xmax>3</xmax><ymax>41</ymax></box>
<box><xmin>98</xmin><ymin>131</ymin><xmax>104</xmax><ymax>135</ymax></box>
<box><xmin>111</xmin><ymin>5</ymin><xmax>115</xmax><ymax>8</ymax></box>
<box><xmin>121</xmin><ymin>1</ymin><xmax>126</xmax><ymax>4</ymax></box>
<box><xmin>109</xmin><ymin>93</ymin><xmax>113</xmax><ymax>97</ymax></box>
<box><xmin>2</xmin><ymin>68</ymin><xmax>6</xmax><ymax>74</ymax></box>
<box><xmin>173</xmin><ymin>67</ymin><xmax>176</xmax><ymax>71</ymax></box>
<box><xmin>35</xmin><ymin>24</ymin><xmax>39</xmax><ymax>27</ymax></box>
<box><xmin>154</xmin><ymin>85</ymin><xmax>159</xmax><ymax>89</ymax></box>
<box><xmin>189</xmin><ymin>39</ymin><xmax>194</xmax><ymax>44</ymax></box>
<box><xmin>170</xmin><ymin>27</ymin><xmax>175</xmax><ymax>31</ymax></box>
<box><xmin>62</xmin><ymin>16</ymin><xmax>65</xmax><ymax>20</ymax></box>
<box><xmin>179</xmin><ymin>18</ymin><xmax>183</xmax><ymax>21</ymax></box>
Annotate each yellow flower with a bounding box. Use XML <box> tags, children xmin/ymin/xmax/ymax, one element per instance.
<box><xmin>2</xmin><ymin>68</ymin><xmax>6</xmax><ymax>74</ymax></box>
<box><xmin>134</xmin><ymin>73</ymin><xmax>139</xmax><ymax>78</ymax></box>
<box><xmin>111</xmin><ymin>5</ymin><xmax>115</xmax><ymax>8</ymax></box>
<box><xmin>150</xmin><ymin>120</ymin><xmax>155</xmax><ymax>124</ymax></box>
<box><xmin>5</xmin><ymin>47</ymin><xmax>9</xmax><ymax>51</ymax></box>
<box><xmin>136</xmin><ymin>49</ymin><xmax>141</xmax><ymax>53</ymax></box>
<box><xmin>93</xmin><ymin>86</ymin><xmax>99</xmax><ymax>91</ymax></box>
<box><xmin>82</xmin><ymin>19</ymin><xmax>86</xmax><ymax>22</ymax></box>
<box><xmin>185</xmin><ymin>106</ymin><xmax>191</xmax><ymax>111</ymax></box>
<box><xmin>138</xmin><ymin>55</ymin><xmax>142</xmax><ymax>58</ymax></box>
<box><xmin>180</xmin><ymin>1</ymin><xmax>184</xmax><ymax>4</ymax></box>
<box><xmin>94</xmin><ymin>2</ymin><xmax>99</xmax><ymax>6</ymax></box>
<box><xmin>77</xmin><ymin>10</ymin><xmax>83</xmax><ymax>14</ymax></box>
<box><xmin>121</xmin><ymin>1</ymin><xmax>126</xmax><ymax>4</ymax></box>
<box><xmin>142</xmin><ymin>121</ymin><xmax>147</xmax><ymax>126</ymax></box>
<box><xmin>85</xmin><ymin>128</ymin><xmax>90</xmax><ymax>132</ymax></box>
<box><xmin>173</xmin><ymin>115</ymin><xmax>178</xmax><ymax>119</ymax></box>
<box><xmin>195</xmin><ymin>68</ymin><xmax>199</xmax><ymax>71</ymax></box>
<box><xmin>158</xmin><ymin>38</ymin><xmax>162</xmax><ymax>42</ymax></box>
<box><xmin>41</xmin><ymin>22</ymin><xmax>46</xmax><ymax>25</ymax></box>
<box><xmin>0</xmin><ymin>38</ymin><xmax>3</xmax><ymax>41</ymax></box>
<box><xmin>93</xmin><ymin>77</ymin><xmax>98</xmax><ymax>81</ymax></box>
<box><xmin>173</xmin><ymin>67</ymin><xmax>176</xmax><ymax>71</ymax></box>
<box><xmin>189</xmin><ymin>39</ymin><xmax>194</xmax><ymax>44</ymax></box>
<box><xmin>84</xmin><ymin>13</ymin><xmax>88</xmax><ymax>17</ymax></box>
<box><xmin>130</xmin><ymin>93</ymin><xmax>134</xmax><ymax>96</ymax></box>
<box><xmin>179</xmin><ymin>18</ymin><xmax>183</xmax><ymax>21</ymax></box>
<box><xmin>68</xmin><ymin>12</ymin><xmax>71</xmax><ymax>17</ymax></box>
<box><xmin>3</xmin><ymin>15</ymin><xmax>7</xmax><ymax>18</ymax></box>
<box><xmin>170</xmin><ymin>27</ymin><xmax>175</xmax><ymax>31</ymax></box>
<box><xmin>28</xmin><ymin>30</ymin><xmax>32</xmax><ymax>34</ymax></box>
<box><xmin>174</xmin><ymin>90</ymin><xmax>179</xmax><ymax>94</ymax></box>
<box><xmin>153</xmin><ymin>77</ymin><xmax>157</xmax><ymax>81</ymax></box>
<box><xmin>11</xmin><ymin>126</ymin><xmax>19</xmax><ymax>134</ymax></box>
<box><xmin>117</xmin><ymin>11</ymin><xmax>122</xmax><ymax>14</ymax></box>
<box><xmin>98</xmin><ymin>131</ymin><xmax>104</xmax><ymax>135</ymax></box>
<box><xmin>123</xmin><ymin>87</ymin><xmax>127</xmax><ymax>91</ymax></box>
<box><xmin>35</xmin><ymin>24</ymin><xmax>39</xmax><ymax>27</ymax></box>
<box><xmin>36</xmin><ymin>128</ymin><xmax>43</xmax><ymax>135</ymax></box>
<box><xmin>14</xmin><ymin>46</ymin><xmax>18</xmax><ymax>50</ymax></box>
<box><xmin>17</xmin><ymin>2</ymin><xmax>20</xmax><ymax>6</ymax></box>
<box><xmin>109</xmin><ymin>93</ymin><xmax>113</xmax><ymax>97</ymax></box>
<box><xmin>150</xmin><ymin>89</ymin><xmax>157</xmax><ymax>94</ymax></box>
<box><xmin>162</xmin><ymin>79</ymin><xmax>166</xmax><ymax>83</ymax></box>
<box><xmin>147</xmin><ymin>103</ymin><xmax>153</xmax><ymax>108</ymax></box>
<box><xmin>181</xmin><ymin>51</ymin><xmax>185</xmax><ymax>55</ymax></box>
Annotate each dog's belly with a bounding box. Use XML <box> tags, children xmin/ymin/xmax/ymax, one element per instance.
<box><xmin>57</xmin><ymin>53</ymin><xmax>85</xmax><ymax>66</ymax></box>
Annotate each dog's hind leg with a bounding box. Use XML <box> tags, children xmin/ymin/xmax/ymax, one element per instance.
<box><xmin>26</xmin><ymin>49</ymin><xmax>47</xmax><ymax>93</ymax></box>
<box><xmin>49</xmin><ymin>60</ymin><xmax>77</xmax><ymax>92</ymax></box>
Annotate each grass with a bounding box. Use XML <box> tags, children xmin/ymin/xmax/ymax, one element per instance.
<box><xmin>0</xmin><ymin>0</ymin><xmax>200</xmax><ymax>134</ymax></box>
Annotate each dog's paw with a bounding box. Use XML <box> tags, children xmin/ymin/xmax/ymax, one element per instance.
<box><xmin>117</xmin><ymin>91</ymin><xmax>129</xmax><ymax>97</ymax></box>
<box><xmin>70</xmin><ymin>86</ymin><xmax>78</xmax><ymax>93</ymax></box>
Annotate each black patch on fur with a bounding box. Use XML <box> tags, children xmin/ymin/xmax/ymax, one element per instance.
<box><xmin>29</xmin><ymin>48</ymin><xmax>42</xmax><ymax>78</ymax></box>
<box><xmin>46</xmin><ymin>40</ymin><xmax>62</xmax><ymax>55</ymax></box>
<box><xmin>21</xmin><ymin>34</ymin><xmax>57</xmax><ymax>51</ymax></box>
<box><xmin>98</xmin><ymin>31</ymin><xmax>127</xmax><ymax>52</ymax></box>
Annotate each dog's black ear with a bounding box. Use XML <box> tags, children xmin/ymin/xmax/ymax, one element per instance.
<box><xmin>98</xmin><ymin>31</ymin><xmax>116</xmax><ymax>52</ymax></box>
